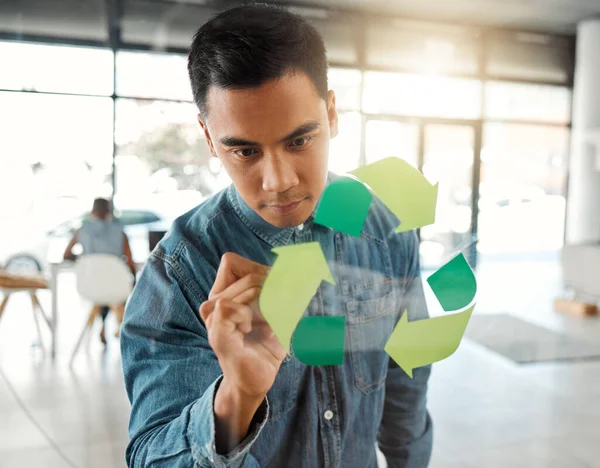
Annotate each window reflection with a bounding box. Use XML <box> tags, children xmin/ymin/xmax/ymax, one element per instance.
<box><xmin>116</xmin><ymin>51</ymin><xmax>193</xmax><ymax>101</ymax></box>
<box><xmin>365</xmin><ymin>120</ymin><xmax>419</xmax><ymax>167</ymax></box>
<box><xmin>0</xmin><ymin>91</ymin><xmax>113</xmax><ymax>267</ymax></box>
<box><xmin>0</xmin><ymin>41</ymin><xmax>113</xmax><ymax>95</ymax></box>
<box><xmin>328</xmin><ymin>68</ymin><xmax>361</xmax><ymax>111</ymax></box>
<box><xmin>485</xmin><ymin>81</ymin><xmax>571</xmax><ymax>124</ymax></box>
<box><xmin>363</xmin><ymin>71</ymin><xmax>481</xmax><ymax>119</ymax></box>
<box><xmin>329</xmin><ymin>112</ymin><xmax>362</xmax><ymax>174</ymax></box>
<box><xmin>115</xmin><ymin>99</ymin><xmax>229</xmax><ymax>205</ymax></box>
<box><xmin>478</xmin><ymin>123</ymin><xmax>569</xmax><ymax>255</ymax></box>
<box><xmin>421</xmin><ymin>124</ymin><xmax>475</xmax><ymax>269</ymax></box>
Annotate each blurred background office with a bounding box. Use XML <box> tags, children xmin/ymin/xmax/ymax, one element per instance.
<box><xmin>0</xmin><ymin>1</ymin><xmax>599</xmax><ymax>467</ymax></box>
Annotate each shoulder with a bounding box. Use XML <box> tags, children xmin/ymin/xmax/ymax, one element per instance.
<box><xmin>147</xmin><ymin>187</ymin><xmax>239</xmax><ymax>301</ymax></box>
<box><xmin>158</xmin><ymin>187</ymin><xmax>234</xmax><ymax>258</ymax></box>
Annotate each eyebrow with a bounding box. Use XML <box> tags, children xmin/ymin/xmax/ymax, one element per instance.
<box><xmin>218</xmin><ymin>121</ymin><xmax>321</xmax><ymax>147</ymax></box>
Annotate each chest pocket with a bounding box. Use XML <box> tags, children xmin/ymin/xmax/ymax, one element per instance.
<box><xmin>266</xmin><ymin>349</ymin><xmax>303</xmax><ymax>420</ymax></box>
<box><xmin>334</xmin><ymin>233</ymin><xmax>398</xmax><ymax>395</ymax></box>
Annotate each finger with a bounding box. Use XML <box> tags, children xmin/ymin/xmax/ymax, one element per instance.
<box><xmin>199</xmin><ymin>300</ymin><xmax>214</xmax><ymax>324</ymax></box>
<box><xmin>200</xmin><ymin>289</ymin><xmax>261</xmax><ymax>332</ymax></box>
<box><xmin>212</xmin><ymin>299</ymin><xmax>253</xmax><ymax>336</ymax></box>
<box><xmin>211</xmin><ymin>274</ymin><xmax>265</xmax><ymax>302</ymax></box>
<box><xmin>232</xmin><ymin>286</ymin><xmax>261</xmax><ymax>306</ymax></box>
<box><xmin>210</xmin><ymin>253</ymin><xmax>270</xmax><ymax>298</ymax></box>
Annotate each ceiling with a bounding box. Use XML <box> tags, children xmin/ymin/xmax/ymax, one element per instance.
<box><xmin>277</xmin><ymin>0</ymin><xmax>600</xmax><ymax>33</ymax></box>
<box><xmin>0</xmin><ymin>0</ymin><xmax>596</xmax><ymax>50</ymax></box>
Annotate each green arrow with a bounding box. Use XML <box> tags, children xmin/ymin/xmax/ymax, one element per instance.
<box><xmin>314</xmin><ymin>177</ymin><xmax>373</xmax><ymax>237</ymax></box>
<box><xmin>350</xmin><ymin>157</ymin><xmax>439</xmax><ymax>232</ymax></box>
<box><xmin>385</xmin><ymin>305</ymin><xmax>474</xmax><ymax>378</ymax></box>
<box><xmin>292</xmin><ymin>316</ymin><xmax>345</xmax><ymax>366</ymax></box>
<box><xmin>426</xmin><ymin>253</ymin><xmax>477</xmax><ymax>312</ymax></box>
<box><xmin>259</xmin><ymin>242</ymin><xmax>335</xmax><ymax>352</ymax></box>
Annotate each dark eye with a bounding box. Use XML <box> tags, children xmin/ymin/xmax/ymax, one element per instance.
<box><xmin>234</xmin><ymin>148</ymin><xmax>259</xmax><ymax>158</ymax></box>
<box><xmin>290</xmin><ymin>136</ymin><xmax>312</xmax><ymax>148</ymax></box>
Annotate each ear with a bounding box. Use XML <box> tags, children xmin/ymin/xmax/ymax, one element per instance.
<box><xmin>198</xmin><ymin>114</ymin><xmax>217</xmax><ymax>157</ymax></box>
<box><xmin>327</xmin><ymin>90</ymin><xmax>339</xmax><ymax>139</ymax></box>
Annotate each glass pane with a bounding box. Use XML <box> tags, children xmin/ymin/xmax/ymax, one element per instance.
<box><xmin>306</xmin><ymin>12</ymin><xmax>360</xmax><ymax>66</ymax></box>
<box><xmin>329</xmin><ymin>68</ymin><xmax>361</xmax><ymax>111</ymax></box>
<box><xmin>420</xmin><ymin>124</ymin><xmax>475</xmax><ymax>270</ymax></box>
<box><xmin>115</xmin><ymin>98</ymin><xmax>228</xmax><ymax>200</ymax></box>
<box><xmin>329</xmin><ymin>112</ymin><xmax>362</xmax><ymax>174</ymax></box>
<box><xmin>121</xmin><ymin>1</ymin><xmax>217</xmax><ymax>50</ymax></box>
<box><xmin>365</xmin><ymin>120</ymin><xmax>419</xmax><ymax>168</ymax></box>
<box><xmin>0</xmin><ymin>92</ymin><xmax>113</xmax><ymax>266</ymax></box>
<box><xmin>486</xmin><ymin>32</ymin><xmax>572</xmax><ymax>83</ymax></box>
<box><xmin>365</xmin><ymin>18</ymin><xmax>479</xmax><ymax>75</ymax></box>
<box><xmin>0</xmin><ymin>1</ymin><xmax>108</xmax><ymax>42</ymax></box>
<box><xmin>485</xmin><ymin>82</ymin><xmax>571</xmax><ymax>124</ymax></box>
<box><xmin>363</xmin><ymin>72</ymin><xmax>481</xmax><ymax>119</ymax></box>
<box><xmin>477</xmin><ymin>123</ymin><xmax>568</xmax><ymax>256</ymax></box>
<box><xmin>116</xmin><ymin>51</ymin><xmax>193</xmax><ymax>101</ymax></box>
<box><xmin>115</xmin><ymin>98</ymin><xmax>226</xmax><ymax>261</ymax></box>
<box><xmin>0</xmin><ymin>42</ymin><xmax>114</xmax><ymax>95</ymax></box>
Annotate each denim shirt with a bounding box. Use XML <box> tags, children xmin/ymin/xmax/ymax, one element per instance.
<box><xmin>121</xmin><ymin>176</ymin><xmax>433</xmax><ymax>468</ymax></box>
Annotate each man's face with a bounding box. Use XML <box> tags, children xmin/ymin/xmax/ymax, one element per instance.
<box><xmin>198</xmin><ymin>71</ymin><xmax>338</xmax><ymax>228</ymax></box>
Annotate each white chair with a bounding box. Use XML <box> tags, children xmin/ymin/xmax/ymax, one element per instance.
<box><xmin>71</xmin><ymin>254</ymin><xmax>134</xmax><ymax>362</ymax></box>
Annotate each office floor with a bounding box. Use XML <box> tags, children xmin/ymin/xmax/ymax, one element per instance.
<box><xmin>0</xmin><ymin>257</ymin><xmax>599</xmax><ymax>468</ymax></box>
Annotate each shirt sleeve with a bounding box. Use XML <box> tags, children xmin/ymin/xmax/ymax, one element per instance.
<box><xmin>121</xmin><ymin>252</ymin><xmax>268</xmax><ymax>467</ymax></box>
<box><xmin>377</xmin><ymin>230</ymin><xmax>433</xmax><ymax>468</ymax></box>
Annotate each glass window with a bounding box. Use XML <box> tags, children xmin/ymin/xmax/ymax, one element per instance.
<box><xmin>121</xmin><ymin>1</ymin><xmax>217</xmax><ymax>50</ymax></box>
<box><xmin>421</xmin><ymin>124</ymin><xmax>475</xmax><ymax>269</ymax></box>
<box><xmin>115</xmin><ymin>99</ymin><xmax>229</xmax><ymax>206</ymax></box>
<box><xmin>0</xmin><ymin>42</ymin><xmax>114</xmax><ymax>95</ymax></box>
<box><xmin>485</xmin><ymin>81</ymin><xmax>571</xmax><ymax>124</ymax></box>
<box><xmin>116</xmin><ymin>51</ymin><xmax>193</xmax><ymax>101</ymax></box>
<box><xmin>304</xmin><ymin>12</ymin><xmax>360</xmax><ymax>66</ymax></box>
<box><xmin>477</xmin><ymin>123</ymin><xmax>569</xmax><ymax>255</ymax></box>
<box><xmin>329</xmin><ymin>112</ymin><xmax>362</xmax><ymax>175</ymax></box>
<box><xmin>0</xmin><ymin>92</ymin><xmax>113</xmax><ymax>258</ymax></box>
<box><xmin>365</xmin><ymin>120</ymin><xmax>419</xmax><ymax>168</ymax></box>
<box><xmin>365</xmin><ymin>19</ymin><xmax>480</xmax><ymax>75</ymax></box>
<box><xmin>486</xmin><ymin>32</ymin><xmax>572</xmax><ymax>84</ymax></box>
<box><xmin>363</xmin><ymin>72</ymin><xmax>481</xmax><ymax>119</ymax></box>
<box><xmin>0</xmin><ymin>2</ymin><xmax>108</xmax><ymax>42</ymax></box>
<box><xmin>328</xmin><ymin>68</ymin><xmax>361</xmax><ymax>111</ymax></box>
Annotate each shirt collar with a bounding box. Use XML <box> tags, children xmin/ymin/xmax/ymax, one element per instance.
<box><xmin>227</xmin><ymin>177</ymin><xmax>329</xmax><ymax>248</ymax></box>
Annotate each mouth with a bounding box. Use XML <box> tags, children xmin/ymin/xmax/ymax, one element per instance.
<box><xmin>268</xmin><ymin>198</ymin><xmax>305</xmax><ymax>216</ymax></box>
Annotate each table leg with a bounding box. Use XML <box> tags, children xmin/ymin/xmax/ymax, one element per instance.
<box><xmin>50</xmin><ymin>264</ymin><xmax>58</xmax><ymax>359</ymax></box>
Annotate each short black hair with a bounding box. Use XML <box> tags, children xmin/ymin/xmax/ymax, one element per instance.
<box><xmin>187</xmin><ymin>4</ymin><xmax>328</xmax><ymax>117</ymax></box>
<box><xmin>92</xmin><ymin>198</ymin><xmax>111</xmax><ymax>217</ymax></box>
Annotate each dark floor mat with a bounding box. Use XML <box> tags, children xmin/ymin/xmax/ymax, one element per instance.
<box><xmin>464</xmin><ymin>314</ymin><xmax>600</xmax><ymax>364</ymax></box>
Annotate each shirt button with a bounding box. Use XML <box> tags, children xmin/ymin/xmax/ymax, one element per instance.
<box><xmin>324</xmin><ymin>410</ymin><xmax>334</xmax><ymax>420</ymax></box>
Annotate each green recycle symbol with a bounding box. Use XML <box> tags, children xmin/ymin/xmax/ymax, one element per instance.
<box><xmin>259</xmin><ymin>157</ymin><xmax>476</xmax><ymax>378</ymax></box>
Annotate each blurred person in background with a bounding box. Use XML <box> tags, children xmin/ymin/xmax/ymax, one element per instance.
<box><xmin>63</xmin><ymin>197</ymin><xmax>136</xmax><ymax>344</ymax></box>
<box><xmin>121</xmin><ymin>4</ymin><xmax>431</xmax><ymax>468</ymax></box>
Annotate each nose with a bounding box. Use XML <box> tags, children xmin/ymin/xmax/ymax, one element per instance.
<box><xmin>261</xmin><ymin>152</ymin><xmax>299</xmax><ymax>194</ymax></box>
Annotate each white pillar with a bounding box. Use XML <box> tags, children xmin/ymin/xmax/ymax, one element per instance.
<box><xmin>566</xmin><ymin>19</ymin><xmax>600</xmax><ymax>244</ymax></box>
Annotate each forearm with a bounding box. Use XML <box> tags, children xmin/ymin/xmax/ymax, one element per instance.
<box><xmin>214</xmin><ymin>378</ymin><xmax>266</xmax><ymax>454</ymax></box>
<box><xmin>127</xmin><ymin>403</ymin><xmax>197</xmax><ymax>468</ymax></box>
<box><xmin>128</xmin><ymin>377</ymin><xmax>268</xmax><ymax>468</ymax></box>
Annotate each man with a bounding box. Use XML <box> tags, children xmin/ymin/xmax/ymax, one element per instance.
<box><xmin>64</xmin><ymin>198</ymin><xmax>136</xmax><ymax>343</ymax></box>
<box><xmin>121</xmin><ymin>5</ymin><xmax>432</xmax><ymax>467</ymax></box>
